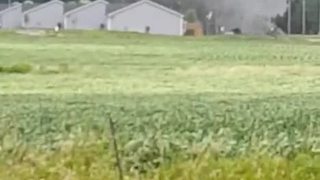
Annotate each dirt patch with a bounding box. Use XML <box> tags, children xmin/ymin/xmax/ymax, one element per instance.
<box><xmin>15</xmin><ymin>30</ymin><xmax>47</xmax><ymax>36</ymax></box>
<box><xmin>307</xmin><ymin>38</ymin><xmax>320</xmax><ymax>42</ymax></box>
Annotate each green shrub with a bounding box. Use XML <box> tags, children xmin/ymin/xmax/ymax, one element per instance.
<box><xmin>5</xmin><ymin>64</ymin><xmax>33</xmax><ymax>74</ymax></box>
<box><xmin>58</xmin><ymin>63</ymin><xmax>70</xmax><ymax>73</ymax></box>
<box><xmin>0</xmin><ymin>66</ymin><xmax>4</xmax><ymax>72</ymax></box>
<box><xmin>185</xmin><ymin>9</ymin><xmax>198</xmax><ymax>23</ymax></box>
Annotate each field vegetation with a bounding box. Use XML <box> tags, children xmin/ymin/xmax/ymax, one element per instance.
<box><xmin>0</xmin><ymin>31</ymin><xmax>320</xmax><ymax>179</ymax></box>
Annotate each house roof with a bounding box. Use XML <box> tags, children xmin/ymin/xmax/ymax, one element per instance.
<box><xmin>108</xmin><ymin>0</ymin><xmax>183</xmax><ymax>18</ymax></box>
<box><xmin>106</xmin><ymin>3</ymin><xmax>129</xmax><ymax>14</ymax></box>
<box><xmin>64</xmin><ymin>0</ymin><xmax>109</xmax><ymax>16</ymax></box>
<box><xmin>0</xmin><ymin>4</ymin><xmax>9</xmax><ymax>11</ymax></box>
<box><xmin>0</xmin><ymin>3</ymin><xmax>22</xmax><ymax>14</ymax></box>
<box><xmin>23</xmin><ymin>0</ymin><xmax>63</xmax><ymax>14</ymax></box>
<box><xmin>22</xmin><ymin>3</ymin><xmax>39</xmax><ymax>12</ymax></box>
<box><xmin>64</xmin><ymin>2</ymin><xmax>84</xmax><ymax>13</ymax></box>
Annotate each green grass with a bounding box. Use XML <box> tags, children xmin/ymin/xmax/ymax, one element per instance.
<box><xmin>0</xmin><ymin>30</ymin><xmax>320</xmax><ymax>179</ymax></box>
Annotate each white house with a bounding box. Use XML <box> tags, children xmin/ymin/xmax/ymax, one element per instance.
<box><xmin>0</xmin><ymin>3</ymin><xmax>22</xmax><ymax>29</ymax></box>
<box><xmin>64</xmin><ymin>0</ymin><xmax>109</xmax><ymax>30</ymax></box>
<box><xmin>22</xmin><ymin>0</ymin><xmax>64</xmax><ymax>29</ymax></box>
<box><xmin>107</xmin><ymin>0</ymin><xmax>184</xmax><ymax>36</ymax></box>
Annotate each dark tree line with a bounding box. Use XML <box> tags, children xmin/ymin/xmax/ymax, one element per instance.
<box><xmin>275</xmin><ymin>0</ymin><xmax>320</xmax><ymax>34</ymax></box>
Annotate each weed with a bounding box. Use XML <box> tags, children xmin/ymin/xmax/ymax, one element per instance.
<box><xmin>7</xmin><ymin>64</ymin><xmax>33</xmax><ymax>73</ymax></box>
<box><xmin>0</xmin><ymin>64</ymin><xmax>32</xmax><ymax>74</ymax></box>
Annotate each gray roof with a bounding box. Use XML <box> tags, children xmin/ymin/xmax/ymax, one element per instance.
<box><xmin>107</xmin><ymin>0</ymin><xmax>183</xmax><ymax>18</ymax></box>
<box><xmin>64</xmin><ymin>3</ymin><xmax>85</xmax><ymax>13</ymax></box>
<box><xmin>64</xmin><ymin>2</ymin><xmax>128</xmax><ymax>15</ymax></box>
<box><xmin>22</xmin><ymin>3</ymin><xmax>39</xmax><ymax>12</ymax></box>
<box><xmin>107</xmin><ymin>3</ymin><xmax>129</xmax><ymax>14</ymax></box>
<box><xmin>0</xmin><ymin>4</ymin><xmax>9</xmax><ymax>11</ymax></box>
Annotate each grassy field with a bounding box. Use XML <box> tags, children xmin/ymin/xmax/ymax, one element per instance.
<box><xmin>1</xmin><ymin>31</ymin><xmax>320</xmax><ymax>179</ymax></box>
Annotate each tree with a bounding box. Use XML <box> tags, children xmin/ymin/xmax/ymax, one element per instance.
<box><xmin>275</xmin><ymin>0</ymin><xmax>320</xmax><ymax>34</ymax></box>
<box><xmin>185</xmin><ymin>9</ymin><xmax>198</xmax><ymax>23</ymax></box>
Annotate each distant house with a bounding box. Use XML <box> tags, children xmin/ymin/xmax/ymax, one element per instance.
<box><xmin>22</xmin><ymin>0</ymin><xmax>64</xmax><ymax>29</ymax></box>
<box><xmin>107</xmin><ymin>0</ymin><xmax>184</xmax><ymax>36</ymax></box>
<box><xmin>64</xmin><ymin>0</ymin><xmax>109</xmax><ymax>30</ymax></box>
<box><xmin>0</xmin><ymin>3</ymin><xmax>22</xmax><ymax>29</ymax></box>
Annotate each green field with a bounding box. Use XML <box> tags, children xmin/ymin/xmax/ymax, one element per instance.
<box><xmin>1</xmin><ymin>31</ymin><xmax>320</xmax><ymax>179</ymax></box>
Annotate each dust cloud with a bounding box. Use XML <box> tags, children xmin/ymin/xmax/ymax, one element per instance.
<box><xmin>206</xmin><ymin>0</ymin><xmax>288</xmax><ymax>34</ymax></box>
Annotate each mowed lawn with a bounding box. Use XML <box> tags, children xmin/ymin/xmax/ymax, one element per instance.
<box><xmin>1</xmin><ymin>31</ymin><xmax>320</xmax><ymax>179</ymax></box>
<box><xmin>0</xmin><ymin>31</ymin><xmax>320</xmax><ymax>95</ymax></box>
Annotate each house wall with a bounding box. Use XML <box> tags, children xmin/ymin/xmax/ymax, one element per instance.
<box><xmin>64</xmin><ymin>2</ymin><xmax>107</xmax><ymax>30</ymax></box>
<box><xmin>0</xmin><ymin>5</ymin><xmax>22</xmax><ymax>29</ymax></box>
<box><xmin>24</xmin><ymin>2</ymin><xmax>63</xmax><ymax>29</ymax></box>
<box><xmin>108</xmin><ymin>2</ymin><xmax>183</xmax><ymax>36</ymax></box>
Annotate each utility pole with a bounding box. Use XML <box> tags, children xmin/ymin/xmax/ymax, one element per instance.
<box><xmin>108</xmin><ymin>116</ymin><xmax>124</xmax><ymax>180</ymax></box>
<box><xmin>287</xmin><ymin>0</ymin><xmax>292</xmax><ymax>34</ymax></box>
<box><xmin>206</xmin><ymin>11</ymin><xmax>213</xmax><ymax>35</ymax></box>
<box><xmin>318</xmin><ymin>0</ymin><xmax>320</xmax><ymax>34</ymax></box>
<box><xmin>302</xmin><ymin>0</ymin><xmax>306</xmax><ymax>34</ymax></box>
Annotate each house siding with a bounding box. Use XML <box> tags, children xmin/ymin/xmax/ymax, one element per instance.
<box><xmin>0</xmin><ymin>5</ymin><xmax>22</xmax><ymax>29</ymax></box>
<box><xmin>24</xmin><ymin>2</ymin><xmax>63</xmax><ymax>29</ymax></box>
<box><xmin>64</xmin><ymin>2</ymin><xmax>107</xmax><ymax>30</ymax></box>
<box><xmin>108</xmin><ymin>2</ymin><xmax>183</xmax><ymax>36</ymax></box>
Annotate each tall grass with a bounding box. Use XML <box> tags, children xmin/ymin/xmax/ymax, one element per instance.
<box><xmin>0</xmin><ymin>94</ymin><xmax>320</xmax><ymax>179</ymax></box>
<box><xmin>0</xmin><ymin>31</ymin><xmax>320</xmax><ymax>179</ymax></box>
<box><xmin>0</xmin><ymin>64</ymin><xmax>32</xmax><ymax>74</ymax></box>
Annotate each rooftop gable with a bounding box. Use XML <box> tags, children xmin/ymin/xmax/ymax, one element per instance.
<box><xmin>23</xmin><ymin>0</ymin><xmax>63</xmax><ymax>14</ymax></box>
<box><xmin>108</xmin><ymin>0</ymin><xmax>183</xmax><ymax>18</ymax></box>
<box><xmin>106</xmin><ymin>3</ymin><xmax>129</xmax><ymax>14</ymax></box>
<box><xmin>0</xmin><ymin>4</ymin><xmax>9</xmax><ymax>11</ymax></box>
<box><xmin>0</xmin><ymin>3</ymin><xmax>21</xmax><ymax>15</ymax></box>
<box><xmin>64</xmin><ymin>0</ymin><xmax>109</xmax><ymax>16</ymax></box>
<box><xmin>64</xmin><ymin>2</ymin><xmax>85</xmax><ymax>13</ymax></box>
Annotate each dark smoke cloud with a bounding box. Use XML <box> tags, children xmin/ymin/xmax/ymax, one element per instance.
<box><xmin>206</xmin><ymin>0</ymin><xmax>287</xmax><ymax>34</ymax></box>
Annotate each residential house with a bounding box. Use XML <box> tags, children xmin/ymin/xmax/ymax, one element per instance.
<box><xmin>107</xmin><ymin>0</ymin><xmax>184</xmax><ymax>36</ymax></box>
<box><xmin>23</xmin><ymin>0</ymin><xmax>64</xmax><ymax>29</ymax></box>
<box><xmin>64</xmin><ymin>0</ymin><xmax>109</xmax><ymax>30</ymax></box>
<box><xmin>0</xmin><ymin>3</ymin><xmax>22</xmax><ymax>29</ymax></box>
